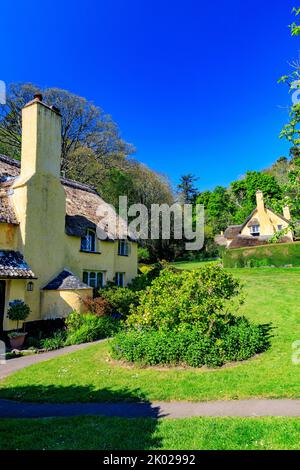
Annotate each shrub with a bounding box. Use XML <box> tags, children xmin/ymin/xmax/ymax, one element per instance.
<box><xmin>65</xmin><ymin>311</ymin><xmax>120</xmax><ymax>345</ymax></box>
<box><xmin>223</xmin><ymin>242</ymin><xmax>300</xmax><ymax>268</ymax></box>
<box><xmin>137</xmin><ymin>246</ymin><xmax>151</xmax><ymax>263</ymax></box>
<box><xmin>111</xmin><ymin>320</ymin><xmax>271</xmax><ymax>368</ymax></box>
<box><xmin>7</xmin><ymin>300</ymin><xmax>31</xmax><ymax>330</ymax></box>
<box><xmin>127</xmin><ymin>264</ymin><xmax>242</xmax><ymax>332</ymax></box>
<box><xmin>100</xmin><ymin>288</ymin><xmax>138</xmax><ymax>318</ymax></box>
<box><xmin>40</xmin><ymin>330</ymin><xmax>67</xmax><ymax>351</ymax></box>
<box><xmin>82</xmin><ymin>296</ymin><xmax>113</xmax><ymax>317</ymax></box>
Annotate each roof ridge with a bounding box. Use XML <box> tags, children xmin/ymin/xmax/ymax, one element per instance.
<box><xmin>0</xmin><ymin>153</ymin><xmax>98</xmax><ymax>195</ymax></box>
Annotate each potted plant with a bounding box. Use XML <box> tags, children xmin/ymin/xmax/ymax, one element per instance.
<box><xmin>7</xmin><ymin>300</ymin><xmax>31</xmax><ymax>349</ymax></box>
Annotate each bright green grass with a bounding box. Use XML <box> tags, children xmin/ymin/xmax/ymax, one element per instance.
<box><xmin>171</xmin><ymin>259</ymin><xmax>220</xmax><ymax>270</ymax></box>
<box><xmin>1</xmin><ymin>268</ymin><xmax>300</xmax><ymax>403</ymax></box>
<box><xmin>1</xmin><ymin>416</ymin><xmax>300</xmax><ymax>450</ymax></box>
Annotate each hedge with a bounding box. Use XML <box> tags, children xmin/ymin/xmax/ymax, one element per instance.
<box><xmin>222</xmin><ymin>242</ymin><xmax>300</xmax><ymax>268</ymax></box>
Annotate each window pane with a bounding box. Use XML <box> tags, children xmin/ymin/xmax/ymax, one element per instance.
<box><xmin>83</xmin><ymin>272</ymin><xmax>88</xmax><ymax>284</ymax></box>
<box><xmin>81</xmin><ymin>236</ymin><xmax>88</xmax><ymax>251</ymax></box>
<box><xmin>97</xmin><ymin>272</ymin><xmax>103</xmax><ymax>289</ymax></box>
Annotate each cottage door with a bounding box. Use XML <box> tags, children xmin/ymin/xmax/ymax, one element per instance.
<box><xmin>0</xmin><ymin>281</ymin><xmax>5</xmax><ymax>336</ymax></box>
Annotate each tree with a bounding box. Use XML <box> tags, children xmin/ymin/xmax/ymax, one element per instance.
<box><xmin>0</xmin><ymin>83</ymin><xmax>135</xmax><ymax>170</ymax></box>
<box><xmin>177</xmin><ymin>174</ymin><xmax>198</xmax><ymax>204</ymax></box>
<box><xmin>230</xmin><ymin>171</ymin><xmax>282</xmax><ymax>223</ymax></box>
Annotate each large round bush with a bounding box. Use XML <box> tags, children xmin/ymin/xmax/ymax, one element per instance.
<box><xmin>111</xmin><ymin>264</ymin><xmax>271</xmax><ymax>368</ymax></box>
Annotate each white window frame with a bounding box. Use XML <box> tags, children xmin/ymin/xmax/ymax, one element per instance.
<box><xmin>83</xmin><ymin>271</ymin><xmax>105</xmax><ymax>289</ymax></box>
<box><xmin>250</xmin><ymin>225</ymin><xmax>260</xmax><ymax>235</ymax></box>
<box><xmin>115</xmin><ymin>272</ymin><xmax>125</xmax><ymax>287</ymax></box>
<box><xmin>81</xmin><ymin>229</ymin><xmax>97</xmax><ymax>253</ymax></box>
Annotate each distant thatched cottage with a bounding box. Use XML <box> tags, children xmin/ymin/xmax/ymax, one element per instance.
<box><xmin>0</xmin><ymin>94</ymin><xmax>138</xmax><ymax>334</ymax></box>
<box><xmin>216</xmin><ymin>190</ymin><xmax>293</xmax><ymax>249</ymax></box>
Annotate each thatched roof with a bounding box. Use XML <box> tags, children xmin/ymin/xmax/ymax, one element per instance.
<box><xmin>229</xmin><ymin>236</ymin><xmax>269</xmax><ymax>249</ymax></box>
<box><xmin>224</xmin><ymin>225</ymin><xmax>242</xmax><ymax>239</ymax></box>
<box><xmin>0</xmin><ymin>154</ymin><xmax>137</xmax><ymax>242</ymax></box>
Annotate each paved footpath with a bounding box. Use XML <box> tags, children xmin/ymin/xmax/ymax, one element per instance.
<box><xmin>1</xmin><ymin>343</ymin><xmax>300</xmax><ymax>419</ymax></box>
<box><xmin>1</xmin><ymin>398</ymin><xmax>300</xmax><ymax>419</ymax></box>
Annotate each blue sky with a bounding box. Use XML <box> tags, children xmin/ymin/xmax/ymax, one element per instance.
<box><xmin>0</xmin><ymin>0</ymin><xmax>298</xmax><ymax>191</ymax></box>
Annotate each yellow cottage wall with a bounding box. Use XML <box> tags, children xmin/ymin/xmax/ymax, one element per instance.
<box><xmin>41</xmin><ymin>288</ymin><xmax>93</xmax><ymax>319</ymax></box>
<box><xmin>240</xmin><ymin>208</ymin><xmax>293</xmax><ymax>239</ymax></box>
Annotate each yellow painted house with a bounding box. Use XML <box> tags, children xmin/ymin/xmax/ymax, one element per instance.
<box><xmin>218</xmin><ymin>190</ymin><xmax>293</xmax><ymax>249</ymax></box>
<box><xmin>0</xmin><ymin>94</ymin><xmax>138</xmax><ymax>333</ymax></box>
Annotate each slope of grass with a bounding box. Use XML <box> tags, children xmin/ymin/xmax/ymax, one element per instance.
<box><xmin>0</xmin><ymin>268</ymin><xmax>300</xmax><ymax>403</ymax></box>
<box><xmin>1</xmin><ymin>416</ymin><xmax>300</xmax><ymax>450</ymax></box>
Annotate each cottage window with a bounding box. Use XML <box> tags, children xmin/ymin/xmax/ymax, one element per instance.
<box><xmin>83</xmin><ymin>271</ymin><xmax>105</xmax><ymax>289</ymax></box>
<box><xmin>250</xmin><ymin>225</ymin><xmax>260</xmax><ymax>236</ymax></box>
<box><xmin>277</xmin><ymin>225</ymin><xmax>283</xmax><ymax>231</ymax></box>
<box><xmin>81</xmin><ymin>229</ymin><xmax>96</xmax><ymax>252</ymax></box>
<box><xmin>118</xmin><ymin>240</ymin><xmax>130</xmax><ymax>256</ymax></box>
<box><xmin>115</xmin><ymin>272</ymin><xmax>125</xmax><ymax>287</ymax></box>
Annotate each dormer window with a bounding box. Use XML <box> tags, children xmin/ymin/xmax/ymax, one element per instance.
<box><xmin>118</xmin><ymin>240</ymin><xmax>130</xmax><ymax>256</ymax></box>
<box><xmin>250</xmin><ymin>225</ymin><xmax>260</xmax><ymax>237</ymax></box>
<box><xmin>81</xmin><ymin>229</ymin><xmax>96</xmax><ymax>252</ymax></box>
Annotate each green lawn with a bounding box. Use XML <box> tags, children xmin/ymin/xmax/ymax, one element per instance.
<box><xmin>2</xmin><ymin>416</ymin><xmax>300</xmax><ymax>450</ymax></box>
<box><xmin>1</xmin><ymin>268</ymin><xmax>300</xmax><ymax>403</ymax></box>
<box><xmin>171</xmin><ymin>259</ymin><xmax>220</xmax><ymax>270</ymax></box>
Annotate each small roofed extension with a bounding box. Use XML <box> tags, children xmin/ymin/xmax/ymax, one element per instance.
<box><xmin>216</xmin><ymin>190</ymin><xmax>293</xmax><ymax>249</ymax></box>
<box><xmin>0</xmin><ymin>94</ymin><xmax>138</xmax><ymax>332</ymax></box>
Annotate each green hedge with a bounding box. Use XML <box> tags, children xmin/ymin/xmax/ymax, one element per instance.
<box><xmin>223</xmin><ymin>242</ymin><xmax>300</xmax><ymax>268</ymax></box>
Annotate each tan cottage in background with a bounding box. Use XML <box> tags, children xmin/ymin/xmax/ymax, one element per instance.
<box><xmin>216</xmin><ymin>190</ymin><xmax>293</xmax><ymax>249</ymax></box>
<box><xmin>0</xmin><ymin>94</ymin><xmax>138</xmax><ymax>333</ymax></box>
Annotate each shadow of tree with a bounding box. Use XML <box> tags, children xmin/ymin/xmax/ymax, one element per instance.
<box><xmin>0</xmin><ymin>384</ymin><xmax>163</xmax><ymax>450</ymax></box>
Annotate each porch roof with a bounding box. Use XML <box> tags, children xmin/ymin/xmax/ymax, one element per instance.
<box><xmin>43</xmin><ymin>269</ymin><xmax>90</xmax><ymax>291</ymax></box>
<box><xmin>0</xmin><ymin>250</ymin><xmax>36</xmax><ymax>279</ymax></box>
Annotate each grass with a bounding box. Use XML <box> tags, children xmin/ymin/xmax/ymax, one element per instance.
<box><xmin>2</xmin><ymin>416</ymin><xmax>300</xmax><ymax>450</ymax></box>
<box><xmin>1</xmin><ymin>267</ymin><xmax>300</xmax><ymax>403</ymax></box>
<box><xmin>171</xmin><ymin>259</ymin><xmax>220</xmax><ymax>270</ymax></box>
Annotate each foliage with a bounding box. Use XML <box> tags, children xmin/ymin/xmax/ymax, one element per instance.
<box><xmin>222</xmin><ymin>242</ymin><xmax>300</xmax><ymax>268</ymax></box>
<box><xmin>177</xmin><ymin>174</ymin><xmax>198</xmax><ymax>203</ymax></box>
<box><xmin>6</xmin><ymin>300</ymin><xmax>31</xmax><ymax>330</ymax></box>
<box><xmin>0</xmin><ymin>83</ymin><xmax>174</xmax><ymax>232</ymax></box>
<box><xmin>0</xmin><ymin>269</ymin><xmax>297</xmax><ymax>403</ymax></box>
<box><xmin>137</xmin><ymin>246</ymin><xmax>151</xmax><ymax>263</ymax></box>
<box><xmin>81</xmin><ymin>296</ymin><xmax>113</xmax><ymax>317</ymax></box>
<box><xmin>65</xmin><ymin>311</ymin><xmax>120</xmax><ymax>345</ymax></box>
<box><xmin>100</xmin><ymin>288</ymin><xmax>139</xmax><ymax>318</ymax></box>
<box><xmin>40</xmin><ymin>330</ymin><xmax>67</xmax><ymax>351</ymax></box>
<box><xmin>127</xmin><ymin>265</ymin><xmax>242</xmax><ymax>333</ymax></box>
<box><xmin>111</xmin><ymin>318</ymin><xmax>270</xmax><ymax>368</ymax></box>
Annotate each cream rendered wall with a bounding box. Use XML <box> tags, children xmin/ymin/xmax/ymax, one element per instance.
<box><xmin>41</xmin><ymin>288</ymin><xmax>93</xmax><ymax>319</ymax></box>
<box><xmin>0</xmin><ymin>223</ymin><xmax>18</xmax><ymax>250</ymax></box>
<box><xmin>11</xmin><ymin>101</ymin><xmax>66</xmax><ymax>324</ymax></box>
<box><xmin>64</xmin><ymin>234</ymin><xmax>138</xmax><ymax>287</ymax></box>
<box><xmin>240</xmin><ymin>208</ymin><xmax>292</xmax><ymax>239</ymax></box>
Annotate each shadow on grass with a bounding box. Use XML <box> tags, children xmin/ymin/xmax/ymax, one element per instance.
<box><xmin>0</xmin><ymin>384</ymin><xmax>163</xmax><ymax>450</ymax></box>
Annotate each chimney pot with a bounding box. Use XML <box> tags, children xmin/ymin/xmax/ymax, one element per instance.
<box><xmin>34</xmin><ymin>93</ymin><xmax>43</xmax><ymax>102</ymax></box>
